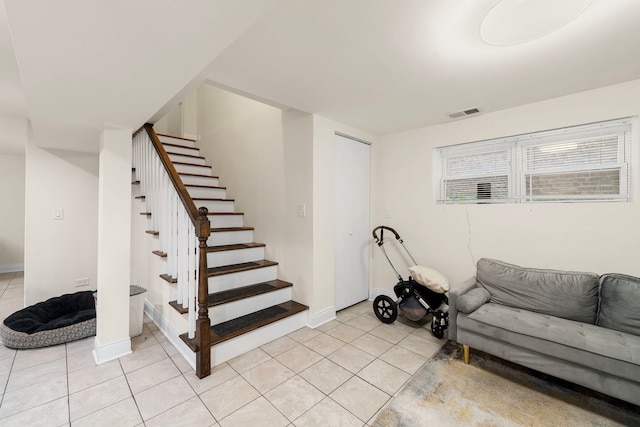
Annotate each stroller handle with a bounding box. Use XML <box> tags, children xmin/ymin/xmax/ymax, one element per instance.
<box><xmin>372</xmin><ymin>226</ymin><xmax>402</xmax><ymax>246</ymax></box>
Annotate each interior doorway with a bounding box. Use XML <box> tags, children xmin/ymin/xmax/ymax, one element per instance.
<box><xmin>334</xmin><ymin>133</ymin><xmax>371</xmax><ymax>311</ymax></box>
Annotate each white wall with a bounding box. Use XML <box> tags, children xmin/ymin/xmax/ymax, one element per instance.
<box><xmin>154</xmin><ymin>92</ymin><xmax>199</xmax><ymax>140</ymax></box>
<box><xmin>194</xmin><ymin>85</ymin><xmax>378</xmax><ymax>322</ymax></box>
<box><xmin>372</xmin><ymin>79</ymin><xmax>640</xmax><ymax>293</ymax></box>
<box><xmin>196</xmin><ymin>85</ymin><xmax>316</xmax><ymax>308</ymax></box>
<box><xmin>24</xmin><ymin>128</ymin><xmax>99</xmax><ymax>305</ymax></box>
<box><xmin>281</xmin><ymin>110</ymin><xmax>314</xmax><ymax>309</ymax></box>
<box><xmin>0</xmin><ymin>153</ymin><xmax>25</xmax><ymax>271</ymax></box>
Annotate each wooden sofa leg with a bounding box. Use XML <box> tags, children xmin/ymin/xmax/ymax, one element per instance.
<box><xmin>463</xmin><ymin>345</ymin><xmax>470</xmax><ymax>364</ymax></box>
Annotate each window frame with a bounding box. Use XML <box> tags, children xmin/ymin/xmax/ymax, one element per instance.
<box><xmin>434</xmin><ymin>118</ymin><xmax>633</xmax><ymax>204</ymax></box>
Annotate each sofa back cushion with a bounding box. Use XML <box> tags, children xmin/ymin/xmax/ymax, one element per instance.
<box><xmin>476</xmin><ymin>258</ymin><xmax>599</xmax><ymax>323</ymax></box>
<box><xmin>598</xmin><ymin>273</ymin><xmax>640</xmax><ymax>335</ymax></box>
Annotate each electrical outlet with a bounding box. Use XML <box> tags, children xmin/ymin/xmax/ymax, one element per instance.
<box><xmin>75</xmin><ymin>278</ymin><xmax>90</xmax><ymax>287</ymax></box>
<box><xmin>297</xmin><ymin>203</ymin><xmax>306</xmax><ymax>217</ymax></box>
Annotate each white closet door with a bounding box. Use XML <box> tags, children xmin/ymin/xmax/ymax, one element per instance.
<box><xmin>334</xmin><ymin>134</ymin><xmax>370</xmax><ymax>311</ymax></box>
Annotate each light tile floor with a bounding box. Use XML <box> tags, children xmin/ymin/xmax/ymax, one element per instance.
<box><xmin>0</xmin><ymin>271</ymin><xmax>446</xmax><ymax>426</ymax></box>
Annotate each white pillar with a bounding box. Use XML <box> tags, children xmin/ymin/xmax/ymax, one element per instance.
<box><xmin>93</xmin><ymin>126</ymin><xmax>133</xmax><ymax>364</ymax></box>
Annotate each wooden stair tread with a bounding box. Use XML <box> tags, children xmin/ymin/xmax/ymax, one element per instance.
<box><xmin>208</xmin><ymin>301</ymin><xmax>308</xmax><ymax>345</ymax></box>
<box><xmin>160</xmin><ymin>274</ymin><xmax>176</xmax><ymax>284</ymax></box>
<box><xmin>168</xmin><ymin>279</ymin><xmax>293</xmax><ymax>314</ymax></box>
<box><xmin>145</xmin><ymin>230</ymin><xmax>159</xmax><ymax>235</ymax></box>
<box><xmin>163</xmin><ymin>142</ymin><xmax>199</xmax><ymax>151</ymax></box>
<box><xmin>185</xmin><ymin>184</ymin><xmax>227</xmax><ymax>190</ymax></box>
<box><xmin>140</xmin><ymin>212</ymin><xmax>151</xmax><ymax>216</ymax></box>
<box><xmin>209</xmin><ymin>280</ymin><xmax>292</xmax><ymax>306</ymax></box>
<box><xmin>172</xmin><ymin>161</ymin><xmax>211</xmax><ymax>167</ymax></box>
<box><xmin>134</xmin><ymin>195</ymin><xmax>146</xmax><ymax>200</ymax></box>
<box><xmin>192</xmin><ymin>197</ymin><xmax>235</xmax><ymax>202</ymax></box>
<box><xmin>157</xmin><ymin>133</ymin><xmax>196</xmax><ymax>142</ymax></box>
<box><xmin>132</xmin><ymin>180</ymin><xmax>140</xmax><ymax>185</ymax></box>
<box><xmin>211</xmin><ymin>226</ymin><xmax>254</xmax><ymax>232</ymax></box>
<box><xmin>178</xmin><ymin>172</ymin><xmax>220</xmax><ymax>179</ymax></box>
<box><xmin>167</xmin><ymin>153</ymin><xmax>205</xmax><ymax>160</ymax></box>
<box><xmin>179</xmin><ymin>301</ymin><xmax>308</xmax><ymax>349</ymax></box>
<box><xmin>206</xmin><ymin>243</ymin><xmax>265</xmax><ymax>253</ymax></box>
<box><xmin>152</xmin><ymin>250</ymin><xmax>167</xmax><ymax>258</ymax></box>
<box><xmin>208</xmin><ymin>212</ymin><xmax>243</xmax><ymax>216</ymax></box>
<box><xmin>207</xmin><ymin>260</ymin><xmax>277</xmax><ymax>276</ymax></box>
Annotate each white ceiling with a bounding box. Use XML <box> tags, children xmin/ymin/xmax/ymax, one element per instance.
<box><xmin>2</xmin><ymin>0</ymin><xmax>640</xmax><ymax>153</ymax></box>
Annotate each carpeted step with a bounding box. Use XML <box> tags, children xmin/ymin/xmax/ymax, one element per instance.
<box><xmin>168</xmin><ymin>279</ymin><xmax>293</xmax><ymax>314</ymax></box>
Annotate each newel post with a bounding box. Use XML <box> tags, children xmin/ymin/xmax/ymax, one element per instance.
<box><xmin>195</xmin><ymin>206</ymin><xmax>211</xmax><ymax>378</ymax></box>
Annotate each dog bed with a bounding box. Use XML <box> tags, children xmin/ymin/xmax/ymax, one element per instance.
<box><xmin>0</xmin><ymin>291</ymin><xmax>96</xmax><ymax>349</ymax></box>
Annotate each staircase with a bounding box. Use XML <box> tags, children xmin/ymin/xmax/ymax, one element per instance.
<box><xmin>132</xmin><ymin>126</ymin><xmax>308</xmax><ymax>377</ymax></box>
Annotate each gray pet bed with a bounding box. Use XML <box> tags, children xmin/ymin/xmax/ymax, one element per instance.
<box><xmin>0</xmin><ymin>291</ymin><xmax>96</xmax><ymax>349</ymax></box>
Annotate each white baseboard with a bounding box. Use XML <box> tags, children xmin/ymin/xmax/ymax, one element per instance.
<box><xmin>144</xmin><ymin>300</ymin><xmax>196</xmax><ymax>370</ymax></box>
<box><xmin>0</xmin><ymin>264</ymin><xmax>24</xmax><ymax>273</ymax></box>
<box><xmin>93</xmin><ymin>336</ymin><xmax>131</xmax><ymax>365</ymax></box>
<box><xmin>307</xmin><ymin>306</ymin><xmax>336</xmax><ymax>328</ymax></box>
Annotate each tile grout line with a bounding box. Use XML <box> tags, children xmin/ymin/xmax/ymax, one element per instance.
<box><xmin>0</xmin><ymin>348</ymin><xmax>17</xmax><ymax>416</ymax></box>
<box><xmin>129</xmin><ymin>324</ymin><xmax>215</xmax><ymax>425</ymax></box>
<box><xmin>120</xmin><ymin>355</ymin><xmax>146</xmax><ymax>425</ymax></box>
<box><xmin>0</xmin><ymin>291</ymin><xmax>445</xmax><ymax>426</ymax></box>
<box><xmin>64</xmin><ymin>342</ymin><xmax>71</xmax><ymax>425</ymax></box>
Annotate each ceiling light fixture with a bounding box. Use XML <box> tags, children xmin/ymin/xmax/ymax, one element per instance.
<box><xmin>480</xmin><ymin>0</ymin><xmax>593</xmax><ymax>46</ymax></box>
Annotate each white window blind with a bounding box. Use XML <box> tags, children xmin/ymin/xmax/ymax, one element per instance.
<box><xmin>435</xmin><ymin>118</ymin><xmax>632</xmax><ymax>204</ymax></box>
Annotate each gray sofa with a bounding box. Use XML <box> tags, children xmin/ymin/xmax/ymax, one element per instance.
<box><xmin>449</xmin><ymin>258</ymin><xmax>640</xmax><ymax>406</ymax></box>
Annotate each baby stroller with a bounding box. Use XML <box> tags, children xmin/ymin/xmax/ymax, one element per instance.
<box><xmin>372</xmin><ymin>226</ymin><xmax>449</xmax><ymax>338</ymax></box>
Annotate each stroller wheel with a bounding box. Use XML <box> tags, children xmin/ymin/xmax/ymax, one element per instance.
<box><xmin>373</xmin><ymin>295</ymin><xmax>398</xmax><ymax>324</ymax></box>
<box><xmin>431</xmin><ymin>318</ymin><xmax>444</xmax><ymax>339</ymax></box>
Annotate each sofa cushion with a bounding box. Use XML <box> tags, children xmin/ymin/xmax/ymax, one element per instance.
<box><xmin>476</xmin><ymin>258</ymin><xmax>599</xmax><ymax>324</ymax></box>
<box><xmin>598</xmin><ymin>273</ymin><xmax>640</xmax><ymax>335</ymax></box>
<box><xmin>456</xmin><ymin>287</ymin><xmax>491</xmax><ymax>314</ymax></box>
<box><xmin>458</xmin><ymin>303</ymin><xmax>640</xmax><ymax>383</ymax></box>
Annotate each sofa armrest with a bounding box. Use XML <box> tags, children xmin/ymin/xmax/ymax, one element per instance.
<box><xmin>448</xmin><ymin>276</ymin><xmax>478</xmax><ymax>342</ymax></box>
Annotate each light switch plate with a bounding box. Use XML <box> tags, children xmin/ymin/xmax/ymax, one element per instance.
<box><xmin>53</xmin><ymin>208</ymin><xmax>64</xmax><ymax>220</ymax></box>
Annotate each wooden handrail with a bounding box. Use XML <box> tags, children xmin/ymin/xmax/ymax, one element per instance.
<box><xmin>143</xmin><ymin>124</ymin><xmax>199</xmax><ymax>224</ymax></box>
<box><xmin>136</xmin><ymin>124</ymin><xmax>212</xmax><ymax>378</ymax></box>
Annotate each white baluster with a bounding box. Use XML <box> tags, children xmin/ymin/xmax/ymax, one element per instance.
<box><xmin>135</xmin><ymin>129</ymin><xmax>201</xmax><ymax>340</ymax></box>
<box><xmin>188</xmin><ymin>224</ymin><xmax>196</xmax><ymax>339</ymax></box>
<box><xmin>181</xmin><ymin>207</ymin><xmax>189</xmax><ymax>309</ymax></box>
<box><xmin>169</xmin><ymin>192</ymin><xmax>178</xmax><ymax>279</ymax></box>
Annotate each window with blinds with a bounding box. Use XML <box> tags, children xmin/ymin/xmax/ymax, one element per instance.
<box><xmin>435</xmin><ymin>118</ymin><xmax>632</xmax><ymax>204</ymax></box>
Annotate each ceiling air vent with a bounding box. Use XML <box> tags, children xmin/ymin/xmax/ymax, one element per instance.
<box><xmin>448</xmin><ymin>107</ymin><xmax>481</xmax><ymax>119</ymax></box>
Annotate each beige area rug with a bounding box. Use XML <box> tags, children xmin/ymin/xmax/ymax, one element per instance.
<box><xmin>373</xmin><ymin>341</ymin><xmax>640</xmax><ymax>427</ymax></box>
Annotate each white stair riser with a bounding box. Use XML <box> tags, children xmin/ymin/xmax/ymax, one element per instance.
<box><xmin>208</xmin><ymin>265</ymin><xmax>278</xmax><ymax>293</ymax></box>
<box><xmin>207</xmin><ymin>246</ymin><xmax>265</xmax><ymax>268</ymax></box>
<box><xmin>210</xmin><ymin>310</ymin><xmax>308</xmax><ymax>366</ymax></box>
<box><xmin>174</xmin><ymin>163</ymin><xmax>212</xmax><ymax>176</ymax></box>
<box><xmin>207</xmin><ymin>288</ymin><xmax>292</xmax><ymax>325</ymax></box>
<box><xmin>209</xmin><ymin>215</ymin><xmax>243</xmax><ymax>228</ymax></box>
<box><xmin>158</xmin><ymin>135</ymin><xmax>195</xmax><ymax>148</ymax></box>
<box><xmin>208</xmin><ymin>230</ymin><xmax>253</xmax><ymax>246</ymax></box>
<box><xmin>164</xmin><ymin>145</ymin><xmax>200</xmax><ymax>156</ymax></box>
<box><xmin>187</xmin><ymin>187</ymin><xmax>226</xmax><ymax>199</ymax></box>
<box><xmin>180</xmin><ymin>175</ymin><xmax>219</xmax><ymax>187</ymax></box>
<box><xmin>194</xmin><ymin>199</ymin><xmax>234</xmax><ymax>213</ymax></box>
<box><xmin>168</xmin><ymin>153</ymin><xmax>206</xmax><ymax>166</ymax></box>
